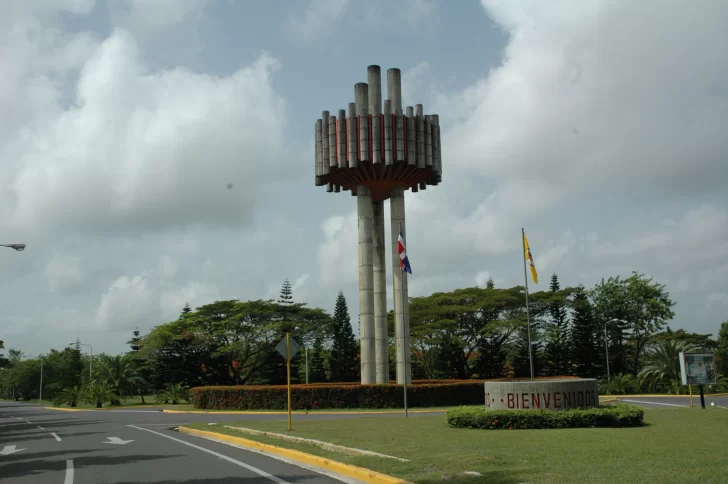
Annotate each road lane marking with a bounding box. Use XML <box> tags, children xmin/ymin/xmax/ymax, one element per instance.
<box><xmin>621</xmin><ymin>399</ymin><xmax>686</xmax><ymax>407</ymax></box>
<box><xmin>103</xmin><ymin>437</ymin><xmax>133</xmax><ymax>445</ymax></box>
<box><xmin>0</xmin><ymin>445</ymin><xmax>26</xmax><ymax>455</ymax></box>
<box><xmin>51</xmin><ymin>433</ymin><xmax>62</xmax><ymax>442</ymax></box>
<box><xmin>25</xmin><ymin>420</ymin><xmax>32</xmax><ymax>424</ymax></box>
<box><xmin>37</xmin><ymin>426</ymin><xmax>45</xmax><ymax>430</ymax></box>
<box><xmin>127</xmin><ymin>425</ymin><xmax>291</xmax><ymax>484</ymax></box>
<box><xmin>65</xmin><ymin>460</ymin><xmax>74</xmax><ymax>484</ymax></box>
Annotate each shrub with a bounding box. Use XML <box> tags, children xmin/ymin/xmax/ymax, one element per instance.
<box><xmin>190</xmin><ymin>381</ymin><xmax>484</xmax><ymax>410</ymax></box>
<box><xmin>446</xmin><ymin>404</ymin><xmax>644</xmax><ymax>430</ymax></box>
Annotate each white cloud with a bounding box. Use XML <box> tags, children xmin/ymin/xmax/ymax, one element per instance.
<box><xmin>286</xmin><ymin>0</ymin><xmax>350</xmax><ymax>41</ymax></box>
<box><xmin>3</xmin><ymin>23</ymin><xmax>289</xmax><ymax>236</ymax></box>
<box><xmin>95</xmin><ymin>273</ymin><xmax>156</xmax><ymax>330</ymax></box>
<box><xmin>440</xmin><ymin>0</ymin><xmax>728</xmax><ymax>197</ymax></box>
<box><xmin>45</xmin><ymin>252</ymin><xmax>83</xmax><ymax>292</ymax></box>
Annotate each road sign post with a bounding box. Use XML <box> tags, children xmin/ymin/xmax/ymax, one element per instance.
<box><xmin>275</xmin><ymin>334</ymin><xmax>300</xmax><ymax>431</ymax></box>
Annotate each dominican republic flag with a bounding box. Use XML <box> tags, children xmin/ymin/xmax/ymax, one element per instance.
<box><xmin>398</xmin><ymin>227</ymin><xmax>412</xmax><ymax>274</ymax></box>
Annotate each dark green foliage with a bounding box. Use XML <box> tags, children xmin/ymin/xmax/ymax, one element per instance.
<box><xmin>329</xmin><ymin>291</ymin><xmax>359</xmax><ymax>382</ymax></box>
<box><xmin>309</xmin><ymin>335</ymin><xmax>327</xmax><ymax>383</ymax></box>
<box><xmin>279</xmin><ymin>279</ymin><xmax>294</xmax><ymax>306</ymax></box>
<box><xmin>570</xmin><ymin>285</ymin><xmax>601</xmax><ymax>378</ymax></box>
<box><xmin>190</xmin><ymin>381</ymin><xmax>485</xmax><ymax>410</ymax></box>
<box><xmin>446</xmin><ymin>404</ymin><xmax>644</xmax><ymax>430</ymax></box>
<box><xmin>182</xmin><ymin>303</ymin><xmax>192</xmax><ymax>314</ymax></box>
<box><xmin>544</xmin><ymin>273</ymin><xmax>570</xmax><ymax>375</ymax></box>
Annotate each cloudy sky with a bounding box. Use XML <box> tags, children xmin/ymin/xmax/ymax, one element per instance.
<box><xmin>2</xmin><ymin>0</ymin><xmax>727</xmax><ymax>357</ymax></box>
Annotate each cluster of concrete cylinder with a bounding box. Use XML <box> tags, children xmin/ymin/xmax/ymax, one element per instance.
<box><xmin>313</xmin><ymin>66</ymin><xmax>444</xmax><ymax>384</ymax></box>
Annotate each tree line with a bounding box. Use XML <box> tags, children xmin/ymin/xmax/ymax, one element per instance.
<box><xmin>2</xmin><ymin>274</ymin><xmax>727</xmax><ymax>402</ymax></box>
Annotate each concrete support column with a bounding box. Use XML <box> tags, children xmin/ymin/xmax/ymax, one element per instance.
<box><xmin>372</xmin><ymin>201</ymin><xmax>389</xmax><ymax>383</ymax></box>
<box><xmin>390</xmin><ymin>187</ymin><xmax>411</xmax><ymax>384</ymax></box>
<box><xmin>357</xmin><ymin>186</ymin><xmax>376</xmax><ymax>384</ymax></box>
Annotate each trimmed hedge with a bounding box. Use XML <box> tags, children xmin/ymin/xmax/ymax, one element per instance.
<box><xmin>190</xmin><ymin>381</ymin><xmax>484</xmax><ymax>410</ymax></box>
<box><xmin>446</xmin><ymin>404</ymin><xmax>644</xmax><ymax>430</ymax></box>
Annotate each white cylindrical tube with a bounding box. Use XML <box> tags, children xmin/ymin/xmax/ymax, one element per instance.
<box><xmin>406</xmin><ymin>106</ymin><xmax>415</xmax><ymax>166</ymax></box>
<box><xmin>315</xmin><ymin>119</ymin><xmax>324</xmax><ymax>186</ymax></box>
<box><xmin>383</xmin><ymin>100</ymin><xmax>393</xmax><ymax>166</ymax></box>
<box><xmin>337</xmin><ymin>109</ymin><xmax>346</xmax><ymax>168</ymax></box>
<box><xmin>395</xmin><ymin>111</ymin><xmax>404</xmax><ymax>162</ymax></box>
<box><xmin>359</xmin><ymin>107</ymin><xmax>369</xmax><ymax>162</ymax></box>
<box><xmin>390</xmin><ymin>187</ymin><xmax>411</xmax><ymax>385</ymax></box>
<box><xmin>328</xmin><ymin>113</ymin><xmax>337</xmax><ymax>170</ymax></box>
<box><xmin>358</xmin><ymin>186</ymin><xmax>376</xmax><ymax>384</ymax></box>
<box><xmin>425</xmin><ymin>115</ymin><xmax>433</xmax><ymax>167</ymax></box>
<box><xmin>387</xmin><ymin>68</ymin><xmax>402</xmax><ymax>113</ymax></box>
<box><xmin>348</xmin><ymin>102</ymin><xmax>357</xmax><ymax>168</ymax></box>
<box><xmin>416</xmin><ymin>104</ymin><xmax>425</xmax><ymax>169</ymax></box>
<box><xmin>372</xmin><ymin>200</ymin><xmax>388</xmax><ymax>383</ymax></box>
<box><xmin>322</xmin><ymin>111</ymin><xmax>330</xmax><ymax>176</ymax></box>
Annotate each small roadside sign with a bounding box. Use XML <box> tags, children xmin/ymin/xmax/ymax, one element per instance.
<box><xmin>275</xmin><ymin>336</ymin><xmax>300</xmax><ymax>361</ymax></box>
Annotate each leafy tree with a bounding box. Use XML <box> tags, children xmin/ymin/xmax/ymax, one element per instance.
<box><xmin>569</xmin><ymin>285</ymin><xmax>601</xmax><ymax>378</ymax></box>
<box><xmin>155</xmin><ymin>383</ymin><xmax>190</xmax><ymax>404</ymax></box>
<box><xmin>95</xmin><ymin>354</ymin><xmax>145</xmax><ymax>405</ymax></box>
<box><xmin>651</xmin><ymin>327</ymin><xmax>718</xmax><ymax>351</ymax></box>
<box><xmin>329</xmin><ymin>291</ymin><xmax>359</xmax><ymax>382</ymax></box>
<box><xmin>590</xmin><ymin>272</ymin><xmax>675</xmax><ymax>375</ymax></box>
<box><xmin>718</xmin><ymin>321</ymin><xmax>728</xmax><ymax>377</ymax></box>
<box><xmin>638</xmin><ymin>339</ymin><xmax>693</xmax><ymax>393</ymax></box>
<box><xmin>84</xmin><ymin>380</ymin><xmax>118</xmax><ymax>408</ymax></box>
<box><xmin>486</xmin><ymin>277</ymin><xmax>495</xmax><ymax>289</ymax></box>
<box><xmin>309</xmin><ymin>335</ymin><xmax>327</xmax><ymax>382</ymax></box>
<box><xmin>543</xmin><ymin>273</ymin><xmax>571</xmax><ymax>375</ymax></box>
<box><xmin>0</xmin><ymin>340</ymin><xmax>9</xmax><ymax>369</ymax></box>
<box><xmin>54</xmin><ymin>386</ymin><xmax>83</xmax><ymax>407</ymax></box>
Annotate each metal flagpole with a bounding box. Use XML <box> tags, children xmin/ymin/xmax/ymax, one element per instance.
<box><xmin>522</xmin><ymin>228</ymin><xmax>534</xmax><ymax>380</ymax></box>
<box><xmin>400</xmin><ymin>222</ymin><xmax>409</xmax><ymax>418</ymax></box>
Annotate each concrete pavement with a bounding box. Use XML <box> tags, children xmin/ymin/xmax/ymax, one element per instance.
<box><xmin>1</xmin><ymin>402</ymin><xmax>366</xmax><ymax>484</ymax></box>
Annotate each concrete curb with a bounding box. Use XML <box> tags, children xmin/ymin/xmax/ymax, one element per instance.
<box><xmin>178</xmin><ymin>426</ymin><xmax>412</xmax><ymax>484</ymax></box>
<box><xmin>163</xmin><ymin>409</ymin><xmax>446</xmax><ymax>415</ymax></box>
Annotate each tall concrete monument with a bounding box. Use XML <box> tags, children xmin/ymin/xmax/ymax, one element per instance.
<box><xmin>313</xmin><ymin>65</ymin><xmax>443</xmax><ymax>385</ymax></box>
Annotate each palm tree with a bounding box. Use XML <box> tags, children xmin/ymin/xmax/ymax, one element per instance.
<box><xmin>54</xmin><ymin>386</ymin><xmax>83</xmax><ymax>408</ymax></box>
<box><xmin>84</xmin><ymin>380</ymin><xmax>118</xmax><ymax>408</ymax></box>
<box><xmin>95</xmin><ymin>354</ymin><xmax>145</xmax><ymax>405</ymax></box>
<box><xmin>155</xmin><ymin>383</ymin><xmax>190</xmax><ymax>405</ymax></box>
<box><xmin>607</xmin><ymin>373</ymin><xmax>639</xmax><ymax>395</ymax></box>
<box><xmin>638</xmin><ymin>340</ymin><xmax>694</xmax><ymax>393</ymax></box>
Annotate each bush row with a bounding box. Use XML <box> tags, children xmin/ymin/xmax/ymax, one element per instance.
<box><xmin>190</xmin><ymin>381</ymin><xmax>484</xmax><ymax>410</ymax></box>
<box><xmin>446</xmin><ymin>404</ymin><xmax>644</xmax><ymax>430</ymax></box>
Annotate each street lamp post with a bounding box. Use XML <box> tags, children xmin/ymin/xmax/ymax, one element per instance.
<box><xmin>72</xmin><ymin>342</ymin><xmax>94</xmax><ymax>380</ymax></box>
<box><xmin>604</xmin><ymin>318</ymin><xmax>628</xmax><ymax>390</ymax></box>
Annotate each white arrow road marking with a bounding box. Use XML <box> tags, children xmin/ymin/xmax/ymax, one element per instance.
<box><xmin>103</xmin><ymin>437</ymin><xmax>134</xmax><ymax>445</ymax></box>
<box><xmin>37</xmin><ymin>426</ymin><xmax>45</xmax><ymax>430</ymax></box>
<box><xmin>25</xmin><ymin>420</ymin><xmax>32</xmax><ymax>424</ymax></box>
<box><xmin>0</xmin><ymin>445</ymin><xmax>26</xmax><ymax>455</ymax></box>
<box><xmin>127</xmin><ymin>425</ymin><xmax>291</xmax><ymax>484</ymax></box>
<box><xmin>65</xmin><ymin>460</ymin><xmax>74</xmax><ymax>484</ymax></box>
<box><xmin>51</xmin><ymin>433</ymin><xmax>62</xmax><ymax>442</ymax></box>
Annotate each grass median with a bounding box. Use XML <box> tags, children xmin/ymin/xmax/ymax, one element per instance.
<box><xmin>185</xmin><ymin>407</ymin><xmax>728</xmax><ymax>484</ymax></box>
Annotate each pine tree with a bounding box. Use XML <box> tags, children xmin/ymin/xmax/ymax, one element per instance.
<box><xmin>310</xmin><ymin>335</ymin><xmax>327</xmax><ymax>383</ymax></box>
<box><xmin>127</xmin><ymin>329</ymin><xmax>142</xmax><ymax>353</ymax></box>
<box><xmin>544</xmin><ymin>273</ymin><xmax>570</xmax><ymax>375</ymax></box>
<box><xmin>486</xmin><ymin>276</ymin><xmax>495</xmax><ymax>289</ymax></box>
<box><xmin>182</xmin><ymin>303</ymin><xmax>192</xmax><ymax>314</ymax></box>
<box><xmin>329</xmin><ymin>291</ymin><xmax>360</xmax><ymax>382</ymax></box>
<box><xmin>279</xmin><ymin>279</ymin><xmax>294</xmax><ymax>306</ymax></box>
<box><xmin>570</xmin><ymin>285</ymin><xmax>601</xmax><ymax>378</ymax></box>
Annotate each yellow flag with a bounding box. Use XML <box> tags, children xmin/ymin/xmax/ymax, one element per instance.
<box><xmin>523</xmin><ymin>231</ymin><xmax>539</xmax><ymax>284</ymax></box>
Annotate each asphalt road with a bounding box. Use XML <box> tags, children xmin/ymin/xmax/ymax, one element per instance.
<box><xmin>1</xmin><ymin>402</ymin><xmax>403</xmax><ymax>484</ymax></box>
<box><xmin>615</xmin><ymin>394</ymin><xmax>728</xmax><ymax>409</ymax></box>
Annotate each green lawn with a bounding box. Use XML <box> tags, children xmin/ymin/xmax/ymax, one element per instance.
<box><xmin>186</xmin><ymin>407</ymin><xmax>728</xmax><ymax>484</ymax></box>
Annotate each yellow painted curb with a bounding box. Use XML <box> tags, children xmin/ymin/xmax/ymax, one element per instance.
<box><xmin>46</xmin><ymin>406</ymin><xmax>93</xmax><ymax>412</ymax></box>
<box><xmin>179</xmin><ymin>426</ymin><xmax>412</xmax><ymax>484</ymax></box>
<box><xmin>163</xmin><ymin>409</ymin><xmax>446</xmax><ymax>415</ymax></box>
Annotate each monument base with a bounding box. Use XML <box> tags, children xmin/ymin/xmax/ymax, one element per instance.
<box><xmin>484</xmin><ymin>378</ymin><xmax>599</xmax><ymax>411</ymax></box>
